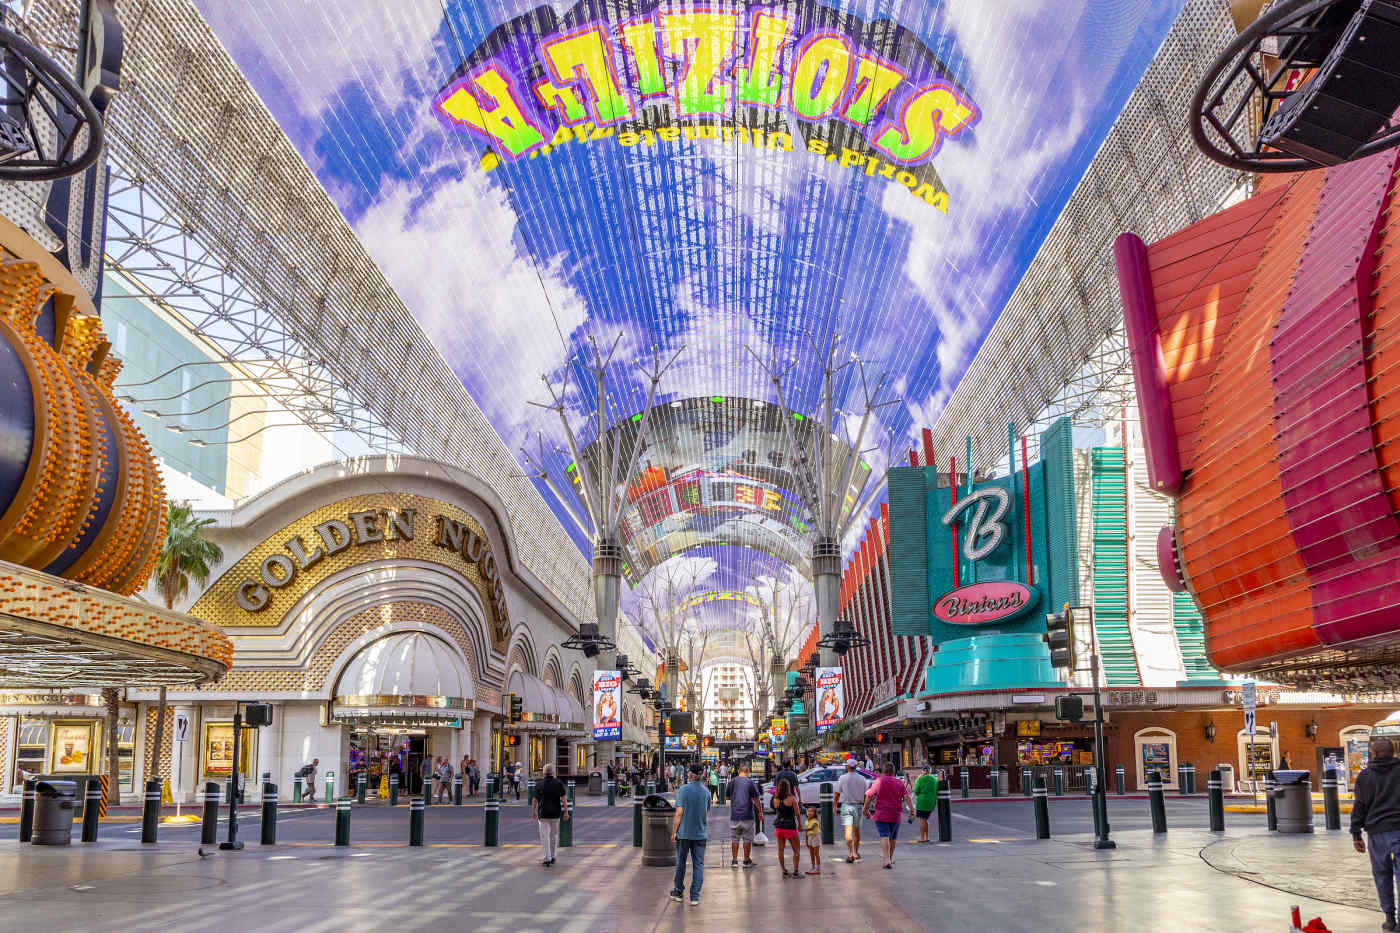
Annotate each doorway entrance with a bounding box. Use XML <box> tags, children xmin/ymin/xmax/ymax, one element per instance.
<box><xmin>349</xmin><ymin>728</ymin><xmax>429</xmax><ymax>795</ymax></box>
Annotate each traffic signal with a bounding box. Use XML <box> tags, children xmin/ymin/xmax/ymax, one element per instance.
<box><xmin>1055</xmin><ymin>695</ymin><xmax>1084</xmax><ymax>722</ymax></box>
<box><xmin>504</xmin><ymin>734</ymin><xmax>519</xmax><ymax>747</ymax></box>
<box><xmin>1046</xmin><ymin>607</ymin><xmax>1074</xmax><ymax>670</ymax></box>
<box><xmin>509</xmin><ymin>692</ymin><xmax>523</xmax><ymax>723</ymax></box>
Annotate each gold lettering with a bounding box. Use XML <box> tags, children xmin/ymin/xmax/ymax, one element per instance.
<box><xmin>284</xmin><ymin>534</ymin><xmax>324</xmax><ymax>571</ymax></box>
<box><xmin>349</xmin><ymin>509</ymin><xmax>383</xmax><ymax>544</ymax></box>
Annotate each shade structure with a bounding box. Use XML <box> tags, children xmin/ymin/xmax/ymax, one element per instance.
<box><xmin>331</xmin><ymin>631</ymin><xmax>475</xmax><ymax>724</ymax></box>
<box><xmin>506</xmin><ymin>669</ymin><xmax>585</xmax><ymax>734</ymax></box>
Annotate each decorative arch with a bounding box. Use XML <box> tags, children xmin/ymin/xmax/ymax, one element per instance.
<box><xmin>506</xmin><ymin>626</ymin><xmax>538</xmax><ymax>677</ymax></box>
<box><xmin>568</xmin><ymin>665</ymin><xmax>587</xmax><ymax>708</ymax></box>
<box><xmin>542</xmin><ymin>650</ymin><xmax>564</xmax><ymax>690</ymax></box>
<box><xmin>322</xmin><ymin>609</ymin><xmax>476</xmax><ymax>703</ymax></box>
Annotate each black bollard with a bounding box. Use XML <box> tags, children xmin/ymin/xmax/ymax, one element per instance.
<box><xmin>1323</xmin><ymin>769</ymin><xmax>1341</xmax><ymax>831</ymax></box>
<box><xmin>1115</xmin><ymin>765</ymin><xmax>1126</xmax><ymax>795</ymax></box>
<box><xmin>18</xmin><ymin>778</ymin><xmax>35</xmax><ymax>842</ymax></box>
<box><xmin>1177</xmin><ymin>762</ymin><xmax>1187</xmax><ymax>794</ymax></box>
<box><xmin>1265</xmin><ymin>774</ymin><xmax>1278</xmax><ymax>832</ymax></box>
<box><xmin>960</xmin><ymin>767</ymin><xmax>970</xmax><ymax>798</ymax></box>
<box><xmin>1208</xmin><ymin>770</ymin><xmax>1225</xmax><ymax>832</ymax></box>
<box><xmin>389</xmin><ymin>774</ymin><xmax>399</xmax><ymax>807</ymax></box>
<box><xmin>1148</xmin><ymin>771</ymin><xmax>1167</xmax><ymax>834</ymax></box>
<box><xmin>261</xmin><ymin>781</ymin><xmax>278</xmax><ymax>845</ymax></box>
<box><xmin>423</xmin><ymin>778</ymin><xmax>432</xmax><ymax>808</ymax></box>
<box><xmin>1022</xmin><ymin>767</ymin><xmax>1032</xmax><ymax>797</ymax></box>
<box><xmin>141</xmin><ymin>779</ymin><xmax>161</xmax><ymax>844</ymax></box>
<box><xmin>607</xmin><ymin>779</ymin><xmax>616</xmax><ymax>807</ymax></box>
<box><xmin>1184</xmin><ymin>764</ymin><xmax>1196</xmax><ymax>795</ymax></box>
<box><xmin>335</xmin><ymin>799</ymin><xmax>351</xmax><ymax>846</ymax></box>
<box><xmin>293</xmin><ymin>776</ymin><xmax>303</xmax><ymax>803</ymax></box>
<box><xmin>1053</xmin><ymin>767</ymin><xmax>1064</xmax><ymax>797</ymax></box>
<box><xmin>200</xmin><ymin>782</ymin><xmax>220</xmax><ymax>845</ymax></box>
<box><xmin>357</xmin><ymin>773</ymin><xmax>367</xmax><ymax>805</ymax></box>
<box><xmin>527</xmin><ymin>779</ymin><xmax>536</xmax><ymax>806</ymax></box>
<box><xmin>410</xmin><ymin>797</ymin><xmax>425</xmax><ymax>846</ymax></box>
<box><xmin>560</xmin><ymin>781</ymin><xmax>575</xmax><ymax>848</ymax></box>
<box><xmin>454</xmin><ymin>776</ymin><xmax>463</xmax><ymax>806</ymax></box>
<box><xmin>991</xmin><ymin>765</ymin><xmax>1001</xmax><ymax>798</ymax></box>
<box><xmin>937</xmin><ymin>786</ymin><xmax>952</xmax><ymax>842</ymax></box>
<box><xmin>820</xmin><ymin>782</ymin><xmax>835</xmax><ymax>845</ymax></box>
<box><xmin>632</xmin><ymin>798</ymin><xmax>643</xmax><ymax>847</ymax></box>
<box><xmin>484</xmin><ymin>791</ymin><xmax>500</xmax><ymax>847</ymax></box>
<box><xmin>1033</xmin><ymin>777</ymin><xmax>1050</xmax><ymax>839</ymax></box>
<box><xmin>81</xmin><ymin>779</ymin><xmax>102</xmax><ymax>843</ymax></box>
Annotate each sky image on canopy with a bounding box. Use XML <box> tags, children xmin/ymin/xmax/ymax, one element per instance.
<box><xmin>198</xmin><ymin>0</ymin><xmax>1180</xmax><ymax>598</ymax></box>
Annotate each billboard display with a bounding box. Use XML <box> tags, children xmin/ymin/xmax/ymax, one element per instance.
<box><xmin>814</xmin><ymin>666</ymin><xmax>844</xmax><ymax>734</ymax></box>
<box><xmin>770</xmin><ymin>718</ymin><xmax>787</xmax><ymax>747</ymax></box>
<box><xmin>592</xmin><ymin>669</ymin><xmax>622</xmax><ymax>740</ymax></box>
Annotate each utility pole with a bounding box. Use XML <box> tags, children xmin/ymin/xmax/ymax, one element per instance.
<box><xmin>1079</xmin><ymin>607</ymin><xmax>1115</xmax><ymax>850</ymax></box>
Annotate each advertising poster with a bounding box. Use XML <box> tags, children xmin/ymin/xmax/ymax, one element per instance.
<box><xmin>814</xmin><ymin>666</ymin><xmax>844</xmax><ymax>734</ymax></box>
<box><xmin>664</xmin><ymin>736</ymin><xmax>681</xmax><ymax>750</ymax></box>
<box><xmin>51</xmin><ymin>722</ymin><xmax>93</xmax><ymax>773</ymax></box>
<box><xmin>682</xmin><ymin>733</ymin><xmax>699</xmax><ymax>750</ymax></box>
<box><xmin>1141</xmin><ymin>742</ymin><xmax>1171</xmax><ymax>778</ymax></box>
<box><xmin>592</xmin><ymin>669</ymin><xmax>621</xmax><ymax>740</ymax></box>
<box><xmin>770</xmin><ymin>718</ymin><xmax>787</xmax><ymax>747</ymax></box>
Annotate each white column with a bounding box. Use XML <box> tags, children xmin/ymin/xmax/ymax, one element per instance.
<box><xmin>256</xmin><ymin>703</ymin><xmax>279</xmax><ymax>786</ymax></box>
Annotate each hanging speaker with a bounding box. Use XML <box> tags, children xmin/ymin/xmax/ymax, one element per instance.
<box><xmin>1260</xmin><ymin>0</ymin><xmax>1400</xmax><ymax>165</ymax></box>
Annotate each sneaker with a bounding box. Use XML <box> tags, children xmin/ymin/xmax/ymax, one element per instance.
<box><xmin>690</xmin><ymin>898</ymin><xmax>700</xmax><ymax>907</ymax></box>
<box><xmin>730</xmin><ymin>859</ymin><xmax>739</xmax><ymax>869</ymax></box>
<box><xmin>781</xmin><ymin>869</ymin><xmax>790</xmax><ymax>878</ymax></box>
<box><xmin>804</xmin><ymin>868</ymin><xmax>820</xmax><ymax>875</ymax></box>
<box><xmin>670</xmin><ymin>891</ymin><xmax>683</xmax><ymax>903</ymax></box>
<box><xmin>1384</xmin><ymin>919</ymin><xmax>1397</xmax><ymax>932</ymax></box>
<box><xmin>743</xmin><ymin>860</ymin><xmax>756</xmax><ymax>869</ymax></box>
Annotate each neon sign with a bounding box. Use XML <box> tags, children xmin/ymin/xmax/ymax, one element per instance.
<box><xmin>435</xmin><ymin>1</ymin><xmax>979</xmax><ymax>212</ymax></box>
<box><xmin>933</xmin><ymin>581</ymin><xmax>1039</xmax><ymax>625</ymax></box>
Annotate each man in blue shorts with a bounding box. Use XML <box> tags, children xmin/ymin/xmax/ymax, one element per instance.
<box><xmin>834</xmin><ymin>758</ymin><xmax>868</xmax><ymax>863</ymax></box>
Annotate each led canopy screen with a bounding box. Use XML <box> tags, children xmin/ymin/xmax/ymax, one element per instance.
<box><xmin>198</xmin><ymin>0</ymin><xmax>1183</xmax><ymax>570</ymax></box>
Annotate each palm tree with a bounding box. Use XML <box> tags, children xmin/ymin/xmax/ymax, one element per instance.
<box><xmin>148</xmin><ymin>502</ymin><xmax>224</xmax><ymax>787</ymax></box>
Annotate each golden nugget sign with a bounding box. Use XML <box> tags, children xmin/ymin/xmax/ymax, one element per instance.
<box><xmin>234</xmin><ymin>508</ymin><xmax>505</xmax><ymax>617</ymax></box>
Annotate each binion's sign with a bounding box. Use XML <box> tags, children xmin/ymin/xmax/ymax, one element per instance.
<box><xmin>434</xmin><ymin>1</ymin><xmax>978</xmax><ymax>213</ymax></box>
<box><xmin>933</xmin><ymin>580</ymin><xmax>1039</xmax><ymax>625</ymax></box>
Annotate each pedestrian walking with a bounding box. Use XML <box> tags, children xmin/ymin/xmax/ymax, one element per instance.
<box><xmin>1353</xmin><ymin>737</ymin><xmax>1400</xmax><ymax>931</ymax></box>
<box><xmin>773</xmin><ymin>777</ymin><xmax>803</xmax><ymax>878</ymax></box>
<box><xmin>670</xmin><ymin>763</ymin><xmax>711</xmax><ymax>907</ymax></box>
<box><xmin>835</xmin><ymin>758</ymin><xmax>868</xmax><ymax>863</ymax></box>
<box><xmin>533</xmin><ymin>763</ymin><xmax>569</xmax><ymax>866</ymax></box>
<box><xmin>864</xmin><ymin>762</ymin><xmax>914</xmax><ymax>870</ymax></box>
<box><xmin>437</xmin><ymin>757</ymin><xmax>453</xmax><ymax>802</ymax></box>
<box><xmin>913</xmin><ymin>765</ymin><xmax>939</xmax><ymax>844</ymax></box>
<box><xmin>708</xmin><ymin>766</ymin><xmax>719</xmax><ymax>802</ymax></box>
<box><xmin>469</xmin><ymin>759</ymin><xmax>480</xmax><ymax>797</ymax></box>
<box><xmin>775</xmin><ymin>760</ymin><xmax>800</xmax><ymax>794</ymax></box>
<box><xmin>300</xmin><ymin>758</ymin><xmax>319</xmax><ymax>802</ymax></box>
<box><xmin>726</xmin><ymin>762</ymin><xmax>761</xmax><ymax>869</ymax></box>
<box><xmin>459</xmin><ymin>755</ymin><xmax>470</xmax><ymax>794</ymax></box>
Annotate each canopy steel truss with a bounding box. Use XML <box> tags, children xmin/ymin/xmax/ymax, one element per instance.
<box><xmin>10</xmin><ymin>0</ymin><xmax>593</xmax><ymax>622</ymax></box>
<box><xmin>930</xmin><ymin>0</ymin><xmax>1245</xmax><ymax>473</ymax></box>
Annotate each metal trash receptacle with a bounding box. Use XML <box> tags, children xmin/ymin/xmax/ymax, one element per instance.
<box><xmin>588</xmin><ymin>770</ymin><xmax>604</xmax><ymax>796</ymax></box>
<box><xmin>641</xmin><ymin>794</ymin><xmax>676</xmax><ymax>866</ymax></box>
<box><xmin>1272</xmin><ymin>769</ymin><xmax>1313</xmax><ymax>834</ymax></box>
<box><xmin>1216</xmin><ymin>764</ymin><xmax>1235</xmax><ymax>794</ymax></box>
<box><xmin>32</xmin><ymin>780</ymin><xmax>78</xmax><ymax>845</ymax></box>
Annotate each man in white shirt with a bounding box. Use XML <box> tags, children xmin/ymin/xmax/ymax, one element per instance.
<box><xmin>834</xmin><ymin>758</ymin><xmax>869</xmax><ymax>863</ymax></box>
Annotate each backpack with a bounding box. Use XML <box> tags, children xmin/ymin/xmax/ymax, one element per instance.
<box><xmin>298</xmin><ymin>764</ymin><xmax>313</xmax><ymax>778</ymax></box>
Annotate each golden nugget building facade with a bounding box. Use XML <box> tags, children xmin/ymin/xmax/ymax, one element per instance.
<box><xmin>118</xmin><ymin>456</ymin><xmax>601</xmax><ymax>802</ymax></box>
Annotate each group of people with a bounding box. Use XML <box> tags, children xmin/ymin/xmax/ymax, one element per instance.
<box><xmin>661</xmin><ymin>756</ymin><xmax>936</xmax><ymax>905</ymax></box>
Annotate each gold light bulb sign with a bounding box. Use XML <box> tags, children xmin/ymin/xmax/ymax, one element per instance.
<box><xmin>0</xmin><ymin>240</ymin><xmax>165</xmax><ymax>595</ymax></box>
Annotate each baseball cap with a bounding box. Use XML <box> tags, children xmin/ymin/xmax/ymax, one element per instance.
<box><xmin>844</xmin><ymin>758</ymin><xmax>857</xmax><ymax>769</ymax></box>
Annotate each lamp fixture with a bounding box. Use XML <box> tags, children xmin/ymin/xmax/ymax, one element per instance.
<box><xmin>1204</xmin><ymin>720</ymin><xmax>1217</xmax><ymax>743</ymax></box>
<box><xmin>1305</xmin><ymin>719</ymin><xmax>1320</xmax><ymax>741</ymax></box>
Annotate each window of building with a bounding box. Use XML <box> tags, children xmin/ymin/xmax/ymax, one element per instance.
<box><xmin>13</xmin><ymin>720</ymin><xmax>49</xmax><ymax>791</ymax></box>
<box><xmin>117</xmin><ymin>720</ymin><xmax>136</xmax><ymax>791</ymax></box>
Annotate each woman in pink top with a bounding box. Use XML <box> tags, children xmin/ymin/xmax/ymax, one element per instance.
<box><xmin>862</xmin><ymin>762</ymin><xmax>913</xmax><ymax>869</ymax></box>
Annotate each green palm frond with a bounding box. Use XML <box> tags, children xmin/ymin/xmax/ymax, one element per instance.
<box><xmin>152</xmin><ymin>502</ymin><xmax>224</xmax><ymax>609</ymax></box>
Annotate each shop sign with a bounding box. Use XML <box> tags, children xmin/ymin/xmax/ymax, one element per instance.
<box><xmin>233</xmin><ymin>509</ymin><xmax>506</xmax><ymax>622</ymax></box>
<box><xmin>1107</xmin><ymin>690</ymin><xmax>1159</xmax><ymax>707</ymax></box>
<box><xmin>770</xmin><ymin>718</ymin><xmax>787</xmax><ymax>746</ymax></box>
<box><xmin>932</xmin><ymin>580</ymin><xmax>1039</xmax><ymax>625</ymax></box>
<box><xmin>814</xmin><ymin>667</ymin><xmax>844</xmax><ymax>734</ymax></box>
<box><xmin>592</xmin><ymin>670</ymin><xmax>621</xmax><ymax>740</ymax></box>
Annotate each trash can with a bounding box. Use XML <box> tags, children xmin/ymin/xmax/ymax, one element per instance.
<box><xmin>32</xmin><ymin>780</ymin><xmax>78</xmax><ymax>845</ymax></box>
<box><xmin>641</xmin><ymin>794</ymin><xmax>676</xmax><ymax>866</ymax></box>
<box><xmin>588</xmin><ymin>770</ymin><xmax>604</xmax><ymax>796</ymax></box>
<box><xmin>1272</xmin><ymin>769</ymin><xmax>1313</xmax><ymax>834</ymax></box>
<box><xmin>1217</xmin><ymin>764</ymin><xmax>1235</xmax><ymax>794</ymax></box>
<box><xmin>997</xmin><ymin>767</ymin><xmax>1011</xmax><ymax>796</ymax></box>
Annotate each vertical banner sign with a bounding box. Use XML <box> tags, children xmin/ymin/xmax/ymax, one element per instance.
<box><xmin>1242</xmin><ymin>682</ymin><xmax>1256</xmax><ymax>737</ymax></box>
<box><xmin>592</xmin><ymin>670</ymin><xmax>621</xmax><ymax>740</ymax></box>
<box><xmin>814</xmin><ymin>667</ymin><xmax>845</xmax><ymax>735</ymax></box>
<box><xmin>770</xmin><ymin>718</ymin><xmax>787</xmax><ymax>748</ymax></box>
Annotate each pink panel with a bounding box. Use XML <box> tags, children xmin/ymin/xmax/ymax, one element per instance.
<box><xmin>1271</xmin><ymin>152</ymin><xmax>1400</xmax><ymax>646</ymax></box>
